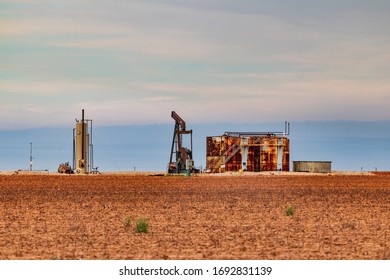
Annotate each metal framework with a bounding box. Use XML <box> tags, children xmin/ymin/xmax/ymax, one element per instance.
<box><xmin>206</xmin><ymin>122</ymin><xmax>290</xmax><ymax>173</ymax></box>
<box><xmin>72</xmin><ymin>109</ymin><xmax>94</xmax><ymax>174</ymax></box>
<box><xmin>168</xmin><ymin>111</ymin><xmax>194</xmax><ymax>173</ymax></box>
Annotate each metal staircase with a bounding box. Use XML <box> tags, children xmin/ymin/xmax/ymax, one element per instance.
<box><xmin>208</xmin><ymin>137</ymin><xmax>263</xmax><ymax>171</ymax></box>
<box><xmin>221</xmin><ymin>141</ymin><xmax>241</xmax><ymax>165</ymax></box>
<box><xmin>208</xmin><ymin>138</ymin><xmax>240</xmax><ymax>171</ymax></box>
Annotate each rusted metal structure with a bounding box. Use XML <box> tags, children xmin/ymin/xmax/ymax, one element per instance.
<box><xmin>58</xmin><ymin>162</ymin><xmax>73</xmax><ymax>174</ymax></box>
<box><xmin>168</xmin><ymin>111</ymin><xmax>194</xmax><ymax>174</ymax></box>
<box><xmin>206</xmin><ymin>123</ymin><xmax>290</xmax><ymax>173</ymax></box>
<box><xmin>73</xmin><ymin>109</ymin><xmax>94</xmax><ymax>174</ymax></box>
<box><xmin>293</xmin><ymin>161</ymin><xmax>332</xmax><ymax>173</ymax></box>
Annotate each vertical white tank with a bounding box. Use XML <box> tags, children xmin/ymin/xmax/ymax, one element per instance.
<box><xmin>75</xmin><ymin>121</ymin><xmax>89</xmax><ymax>174</ymax></box>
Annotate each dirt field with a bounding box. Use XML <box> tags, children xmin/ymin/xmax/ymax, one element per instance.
<box><xmin>0</xmin><ymin>173</ymin><xmax>389</xmax><ymax>260</ymax></box>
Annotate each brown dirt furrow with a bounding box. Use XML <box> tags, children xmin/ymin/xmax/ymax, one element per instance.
<box><xmin>0</xmin><ymin>174</ymin><xmax>389</xmax><ymax>259</ymax></box>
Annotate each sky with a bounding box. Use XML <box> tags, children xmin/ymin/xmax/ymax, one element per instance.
<box><xmin>2</xmin><ymin>121</ymin><xmax>390</xmax><ymax>172</ymax></box>
<box><xmin>1</xmin><ymin>0</ymin><xmax>390</xmax><ymax>129</ymax></box>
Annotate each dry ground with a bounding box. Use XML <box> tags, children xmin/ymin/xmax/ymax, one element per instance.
<box><xmin>0</xmin><ymin>173</ymin><xmax>389</xmax><ymax>260</ymax></box>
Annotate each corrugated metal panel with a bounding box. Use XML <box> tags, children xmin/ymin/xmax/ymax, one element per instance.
<box><xmin>293</xmin><ymin>161</ymin><xmax>331</xmax><ymax>173</ymax></box>
<box><xmin>206</xmin><ymin>136</ymin><xmax>223</xmax><ymax>157</ymax></box>
<box><xmin>206</xmin><ymin>135</ymin><xmax>290</xmax><ymax>172</ymax></box>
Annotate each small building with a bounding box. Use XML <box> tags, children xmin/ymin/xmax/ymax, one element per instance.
<box><xmin>206</xmin><ymin>133</ymin><xmax>290</xmax><ymax>173</ymax></box>
<box><xmin>293</xmin><ymin>161</ymin><xmax>332</xmax><ymax>173</ymax></box>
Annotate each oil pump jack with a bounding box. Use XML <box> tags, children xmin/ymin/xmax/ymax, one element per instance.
<box><xmin>168</xmin><ymin>111</ymin><xmax>195</xmax><ymax>174</ymax></box>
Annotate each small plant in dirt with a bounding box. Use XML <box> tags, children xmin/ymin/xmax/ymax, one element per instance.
<box><xmin>286</xmin><ymin>205</ymin><xmax>295</xmax><ymax>217</ymax></box>
<box><xmin>135</xmin><ymin>218</ymin><xmax>149</xmax><ymax>233</ymax></box>
<box><xmin>124</xmin><ymin>216</ymin><xmax>133</xmax><ymax>228</ymax></box>
<box><xmin>124</xmin><ymin>216</ymin><xmax>149</xmax><ymax>233</ymax></box>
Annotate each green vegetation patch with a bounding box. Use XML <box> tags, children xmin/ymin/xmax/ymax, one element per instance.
<box><xmin>286</xmin><ymin>205</ymin><xmax>296</xmax><ymax>217</ymax></box>
<box><xmin>124</xmin><ymin>215</ymin><xmax>149</xmax><ymax>233</ymax></box>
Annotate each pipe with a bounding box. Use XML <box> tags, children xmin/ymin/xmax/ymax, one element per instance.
<box><xmin>72</xmin><ymin>128</ymin><xmax>75</xmax><ymax>170</ymax></box>
<box><xmin>225</xmin><ymin>121</ymin><xmax>291</xmax><ymax>137</ymax></box>
<box><xmin>190</xmin><ymin>129</ymin><xmax>193</xmax><ymax>159</ymax></box>
<box><xmin>29</xmin><ymin>142</ymin><xmax>33</xmax><ymax>171</ymax></box>
<box><xmin>89</xmin><ymin>119</ymin><xmax>93</xmax><ymax>170</ymax></box>
<box><xmin>81</xmin><ymin>109</ymin><xmax>85</xmax><ymax>165</ymax></box>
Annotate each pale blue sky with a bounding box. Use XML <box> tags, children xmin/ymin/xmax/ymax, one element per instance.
<box><xmin>1</xmin><ymin>0</ymin><xmax>390</xmax><ymax>129</ymax></box>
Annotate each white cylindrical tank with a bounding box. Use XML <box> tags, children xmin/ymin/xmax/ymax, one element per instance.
<box><xmin>75</xmin><ymin>121</ymin><xmax>89</xmax><ymax>174</ymax></box>
<box><xmin>293</xmin><ymin>161</ymin><xmax>332</xmax><ymax>173</ymax></box>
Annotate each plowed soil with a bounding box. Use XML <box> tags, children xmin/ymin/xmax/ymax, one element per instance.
<box><xmin>0</xmin><ymin>174</ymin><xmax>389</xmax><ymax>260</ymax></box>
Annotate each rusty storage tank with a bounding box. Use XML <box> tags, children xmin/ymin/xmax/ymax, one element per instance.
<box><xmin>206</xmin><ymin>134</ymin><xmax>290</xmax><ymax>173</ymax></box>
<box><xmin>293</xmin><ymin>161</ymin><xmax>332</xmax><ymax>173</ymax></box>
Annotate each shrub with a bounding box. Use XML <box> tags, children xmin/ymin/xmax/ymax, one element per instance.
<box><xmin>136</xmin><ymin>218</ymin><xmax>149</xmax><ymax>233</ymax></box>
<box><xmin>124</xmin><ymin>216</ymin><xmax>149</xmax><ymax>233</ymax></box>
<box><xmin>124</xmin><ymin>216</ymin><xmax>133</xmax><ymax>228</ymax></box>
<box><xmin>286</xmin><ymin>205</ymin><xmax>295</xmax><ymax>216</ymax></box>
